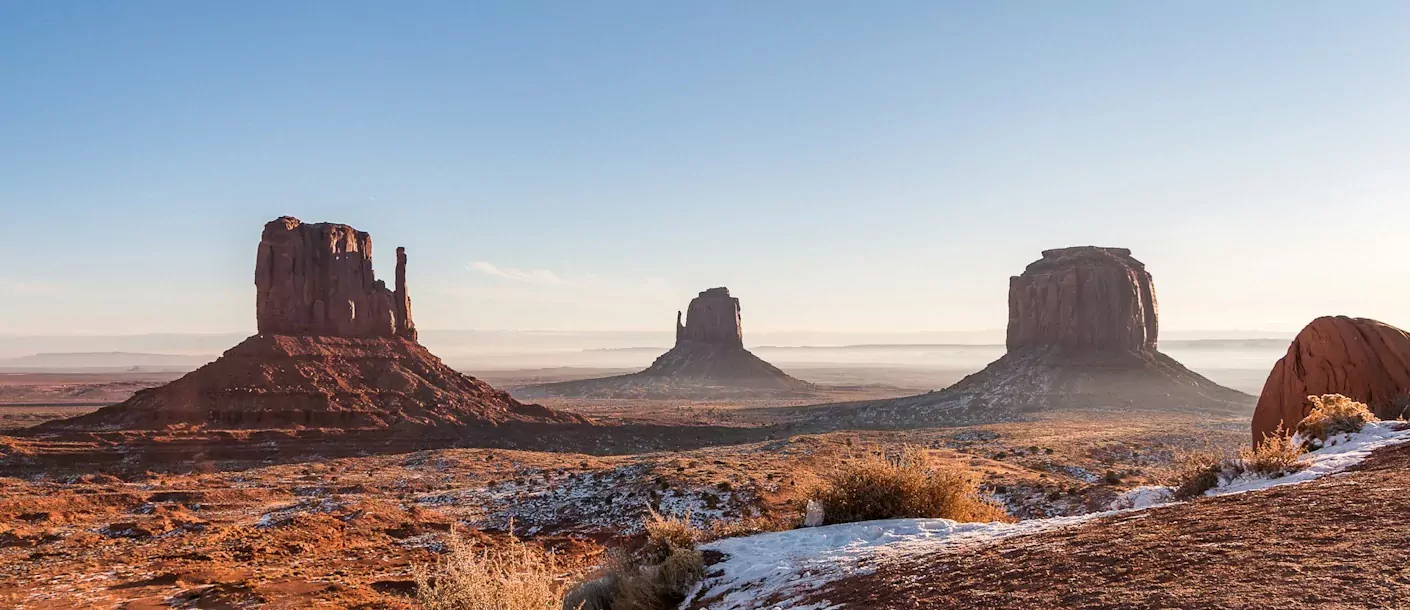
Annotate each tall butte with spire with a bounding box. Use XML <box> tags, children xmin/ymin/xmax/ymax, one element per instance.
<box><xmin>44</xmin><ymin>216</ymin><xmax>584</xmax><ymax>432</ymax></box>
<box><xmin>833</xmin><ymin>247</ymin><xmax>1250</xmax><ymax>426</ymax></box>
<box><xmin>528</xmin><ymin>287</ymin><xmax>813</xmax><ymax>398</ymax></box>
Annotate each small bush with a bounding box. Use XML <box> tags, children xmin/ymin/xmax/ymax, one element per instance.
<box><xmin>564</xmin><ymin>512</ymin><xmax>705</xmax><ymax>610</ymax></box>
<box><xmin>413</xmin><ymin>530</ymin><xmax>563</xmax><ymax>610</ymax></box>
<box><xmin>1168</xmin><ymin>450</ymin><xmax>1226</xmax><ymax>500</ymax></box>
<box><xmin>1295</xmin><ymin>394</ymin><xmax>1378</xmax><ymax>446</ymax></box>
<box><xmin>1238</xmin><ymin>431</ymin><xmax>1306</xmax><ymax>478</ymax></box>
<box><xmin>810</xmin><ymin>446</ymin><xmax>1012</xmax><ymax>525</ymax></box>
<box><xmin>638</xmin><ymin>511</ymin><xmax>700</xmax><ymax>562</ymax></box>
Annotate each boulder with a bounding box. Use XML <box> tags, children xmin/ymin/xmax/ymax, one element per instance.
<box><xmin>1251</xmin><ymin>316</ymin><xmax>1410</xmax><ymax>444</ymax></box>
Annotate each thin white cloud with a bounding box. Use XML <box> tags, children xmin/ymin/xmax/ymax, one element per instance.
<box><xmin>469</xmin><ymin>261</ymin><xmax>574</xmax><ymax>286</ymax></box>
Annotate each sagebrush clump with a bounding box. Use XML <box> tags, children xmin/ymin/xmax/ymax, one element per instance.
<box><xmin>563</xmin><ymin>511</ymin><xmax>705</xmax><ymax>610</ymax></box>
<box><xmin>1169</xmin><ymin>449</ymin><xmax>1227</xmax><ymax>500</ymax></box>
<box><xmin>810</xmin><ymin>446</ymin><xmax>1011</xmax><ymax>525</ymax></box>
<box><xmin>1238</xmin><ymin>431</ymin><xmax>1305</xmax><ymax>477</ymax></box>
<box><xmin>413</xmin><ymin>530</ymin><xmax>564</xmax><ymax>610</ymax></box>
<box><xmin>1169</xmin><ymin>424</ymin><xmax>1310</xmax><ymax>500</ymax></box>
<box><xmin>1294</xmin><ymin>394</ymin><xmax>1378</xmax><ymax>448</ymax></box>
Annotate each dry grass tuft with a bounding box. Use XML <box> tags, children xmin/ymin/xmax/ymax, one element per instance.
<box><xmin>704</xmin><ymin>513</ymin><xmax>800</xmax><ymax>541</ymax></box>
<box><xmin>564</xmin><ymin>511</ymin><xmax>705</xmax><ymax>610</ymax></box>
<box><xmin>1168</xmin><ymin>427</ymin><xmax>1308</xmax><ymax>501</ymax></box>
<box><xmin>810</xmin><ymin>446</ymin><xmax>1012</xmax><ymax>525</ymax></box>
<box><xmin>413</xmin><ymin>529</ymin><xmax>564</xmax><ymax>610</ymax></box>
<box><xmin>1238</xmin><ymin>430</ymin><xmax>1306</xmax><ymax>478</ymax></box>
<box><xmin>1168</xmin><ymin>449</ymin><xmax>1227</xmax><ymax>500</ymax></box>
<box><xmin>1295</xmin><ymin>394</ymin><xmax>1378</xmax><ymax>445</ymax></box>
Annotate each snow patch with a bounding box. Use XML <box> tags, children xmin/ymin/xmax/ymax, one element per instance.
<box><xmin>686</xmin><ymin>422</ymin><xmax>1410</xmax><ymax>610</ymax></box>
<box><xmin>686</xmin><ymin>514</ymin><xmax>1100</xmax><ymax>610</ymax></box>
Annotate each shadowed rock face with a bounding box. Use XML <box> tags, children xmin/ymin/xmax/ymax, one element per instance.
<box><xmin>1251</xmin><ymin>316</ymin><xmax>1410</xmax><ymax>444</ymax></box>
<box><xmin>255</xmin><ymin>216</ymin><xmax>415</xmax><ymax>339</ymax></box>
<box><xmin>527</xmin><ymin>287</ymin><xmax>812</xmax><ymax>398</ymax></box>
<box><xmin>1007</xmin><ymin>247</ymin><xmax>1158</xmax><ymax>352</ymax></box>
<box><xmin>676</xmin><ymin>287</ymin><xmax>743</xmax><ymax>347</ymax></box>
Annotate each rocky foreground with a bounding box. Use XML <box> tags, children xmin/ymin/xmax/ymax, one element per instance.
<box><xmin>791</xmin><ymin>441</ymin><xmax>1410</xmax><ymax>610</ymax></box>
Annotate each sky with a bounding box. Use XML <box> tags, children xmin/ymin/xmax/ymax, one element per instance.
<box><xmin>2</xmin><ymin>2</ymin><xmax>1409</xmax><ymax>337</ymax></box>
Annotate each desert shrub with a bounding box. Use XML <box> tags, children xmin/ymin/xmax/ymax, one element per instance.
<box><xmin>1168</xmin><ymin>450</ymin><xmax>1226</xmax><ymax>500</ymax></box>
<box><xmin>413</xmin><ymin>530</ymin><xmax>563</xmax><ymax>610</ymax></box>
<box><xmin>1294</xmin><ymin>394</ymin><xmax>1378</xmax><ymax>445</ymax></box>
<box><xmin>1168</xmin><ymin>430</ymin><xmax>1308</xmax><ymax>501</ymax></box>
<box><xmin>564</xmin><ymin>512</ymin><xmax>705</xmax><ymax>610</ymax></box>
<box><xmin>810</xmin><ymin>446</ymin><xmax>1012</xmax><ymax>525</ymax></box>
<box><xmin>1237</xmin><ymin>431</ymin><xmax>1306</xmax><ymax>478</ymax></box>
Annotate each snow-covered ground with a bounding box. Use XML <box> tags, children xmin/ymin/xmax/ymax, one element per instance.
<box><xmin>683</xmin><ymin>422</ymin><xmax>1410</xmax><ymax>610</ymax></box>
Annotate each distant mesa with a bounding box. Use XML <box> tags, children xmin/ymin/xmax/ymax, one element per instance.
<box><xmin>834</xmin><ymin>246</ymin><xmax>1251</xmax><ymax>425</ymax></box>
<box><xmin>1251</xmin><ymin>316</ymin><xmax>1410</xmax><ymax>444</ymax></box>
<box><xmin>524</xmin><ymin>287</ymin><xmax>814</xmax><ymax>398</ymax></box>
<box><xmin>41</xmin><ymin>216</ymin><xmax>585</xmax><ymax>433</ymax></box>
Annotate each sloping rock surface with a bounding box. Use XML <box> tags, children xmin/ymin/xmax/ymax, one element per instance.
<box><xmin>1251</xmin><ymin>316</ymin><xmax>1410</xmax><ymax>443</ymax></box>
<box><xmin>40</xmin><ymin>335</ymin><xmax>586</xmax><ymax>431</ymax></box>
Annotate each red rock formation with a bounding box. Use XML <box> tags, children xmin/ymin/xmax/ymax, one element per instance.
<box><xmin>1251</xmin><ymin>316</ymin><xmax>1410</xmax><ymax>444</ymax></box>
<box><xmin>394</xmin><ymin>246</ymin><xmax>416</xmax><ymax>341</ymax></box>
<box><xmin>831</xmin><ymin>247</ymin><xmax>1249</xmax><ymax>426</ymax></box>
<box><xmin>254</xmin><ymin>217</ymin><xmax>414</xmax><ymax>339</ymax></box>
<box><xmin>47</xmin><ymin>334</ymin><xmax>585</xmax><ymax>431</ymax></box>
<box><xmin>43</xmin><ymin>216</ymin><xmax>584</xmax><ymax>433</ymax></box>
<box><xmin>677</xmin><ymin>287</ymin><xmax>744</xmax><ymax>348</ymax></box>
<box><xmin>530</xmin><ymin>287</ymin><xmax>811</xmax><ymax>398</ymax></box>
<box><xmin>1008</xmin><ymin>247</ymin><xmax>1158</xmax><ymax>351</ymax></box>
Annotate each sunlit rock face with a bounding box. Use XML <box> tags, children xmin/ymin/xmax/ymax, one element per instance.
<box><xmin>1251</xmin><ymin>316</ymin><xmax>1410</xmax><ymax>444</ymax></box>
<box><xmin>254</xmin><ymin>216</ymin><xmax>415</xmax><ymax>340</ymax></box>
<box><xmin>40</xmin><ymin>216</ymin><xmax>583</xmax><ymax>434</ymax></box>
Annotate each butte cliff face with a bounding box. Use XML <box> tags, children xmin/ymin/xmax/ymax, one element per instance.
<box><xmin>1007</xmin><ymin>247</ymin><xmax>1158</xmax><ymax>352</ymax></box>
<box><xmin>675</xmin><ymin>287</ymin><xmax>744</xmax><ymax>347</ymax></box>
<box><xmin>528</xmin><ymin>287</ymin><xmax>813</xmax><ymax>398</ymax></box>
<box><xmin>1251</xmin><ymin>316</ymin><xmax>1410</xmax><ymax>444</ymax></box>
<box><xmin>44</xmin><ymin>217</ymin><xmax>583</xmax><ymax>433</ymax></box>
<box><xmin>820</xmin><ymin>247</ymin><xmax>1250</xmax><ymax>427</ymax></box>
<box><xmin>255</xmin><ymin>217</ymin><xmax>416</xmax><ymax>340</ymax></box>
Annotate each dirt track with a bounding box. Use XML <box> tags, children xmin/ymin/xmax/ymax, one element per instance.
<box><xmin>810</xmin><ymin>442</ymin><xmax>1410</xmax><ymax>609</ymax></box>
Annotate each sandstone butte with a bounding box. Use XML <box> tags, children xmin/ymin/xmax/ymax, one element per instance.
<box><xmin>1251</xmin><ymin>315</ymin><xmax>1410</xmax><ymax>444</ymax></box>
<box><xmin>834</xmin><ymin>247</ymin><xmax>1250</xmax><ymax>426</ymax></box>
<box><xmin>531</xmin><ymin>287</ymin><xmax>813</xmax><ymax>397</ymax></box>
<box><xmin>42</xmin><ymin>216</ymin><xmax>585</xmax><ymax>432</ymax></box>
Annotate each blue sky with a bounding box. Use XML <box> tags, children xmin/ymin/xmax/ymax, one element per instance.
<box><xmin>2</xmin><ymin>2</ymin><xmax>1408</xmax><ymax>335</ymax></box>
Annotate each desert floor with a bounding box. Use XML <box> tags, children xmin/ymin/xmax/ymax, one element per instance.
<box><xmin>1</xmin><ymin>367</ymin><xmax>1254</xmax><ymax>608</ymax></box>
